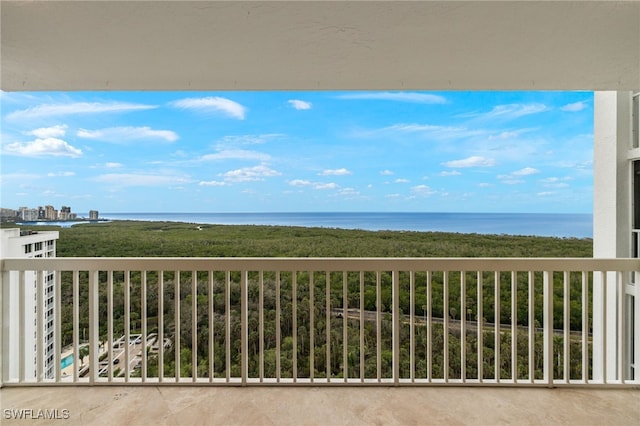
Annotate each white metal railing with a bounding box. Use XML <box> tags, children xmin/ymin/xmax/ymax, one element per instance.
<box><xmin>1</xmin><ymin>257</ymin><xmax>639</xmax><ymax>387</ymax></box>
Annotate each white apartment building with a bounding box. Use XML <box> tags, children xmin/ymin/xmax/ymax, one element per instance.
<box><xmin>1</xmin><ymin>229</ymin><xmax>59</xmax><ymax>380</ymax></box>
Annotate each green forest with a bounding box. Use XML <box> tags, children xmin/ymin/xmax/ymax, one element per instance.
<box><xmin>10</xmin><ymin>220</ymin><xmax>594</xmax><ymax>381</ymax></box>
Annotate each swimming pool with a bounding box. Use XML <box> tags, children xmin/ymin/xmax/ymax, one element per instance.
<box><xmin>61</xmin><ymin>354</ymin><xmax>74</xmax><ymax>369</ymax></box>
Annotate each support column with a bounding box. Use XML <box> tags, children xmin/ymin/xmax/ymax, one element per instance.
<box><xmin>593</xmin><ymin>91</ymin><xmax>632</xmax><ymax>381</ymax></box>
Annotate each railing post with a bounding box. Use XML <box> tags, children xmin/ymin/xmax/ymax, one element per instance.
<box><xmin>89</xmin><ymin>270</ymin><xmax>99</xmax><ymax>384</ymax></box>
<box><xmin>392</xmin><ymin>270</ymin><xmax>400</xmax><ymax>385</ymax></box>
<box><xmin>241</xmin><ymin>270</ymin><xmax>248</xmax><ymax>386</ymax></box>
<box><xmin>0</xmin><ymin>265</ymin><xmax>8</xmax><ymax>386</ymax></box>
<box><xmin>543</xmin><ymin>270</ymin><xmax>554</xmax><ymax>387</ymax></box>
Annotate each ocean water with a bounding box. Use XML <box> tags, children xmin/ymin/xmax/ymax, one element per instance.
<box><xmin>98</xmin><ymin>212</ymin><xmax>593</xmax><ymax>238</ymax></box>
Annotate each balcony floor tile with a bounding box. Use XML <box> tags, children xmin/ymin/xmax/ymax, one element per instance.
<box><xmin>1</xmin><ymin>386</ymin><xmax>639</xmax><ymax>425</ymax></box>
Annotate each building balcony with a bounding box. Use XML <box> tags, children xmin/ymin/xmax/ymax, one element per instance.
<box><xmin>1</xmin><ymin>257</ymin><xmax>639</xmax><ymax>424</ymax></box>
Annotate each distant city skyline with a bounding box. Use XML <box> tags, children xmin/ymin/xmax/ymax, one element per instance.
<box><xmin>1</xmin><ymin>91</ymin><xmax>593</xmax><ymax>213</ymax></box>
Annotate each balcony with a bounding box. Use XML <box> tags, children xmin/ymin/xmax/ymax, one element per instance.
<box><xmin>1</xmin><ymin>257</ymin><xmax>639</xmax><ymax>423</ymax></box>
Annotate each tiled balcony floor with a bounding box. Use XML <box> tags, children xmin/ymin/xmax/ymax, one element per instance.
<box><xmin>1</xmin><ymin>386</ymin><xmax>639</xmax><ymax>425</ymax></box>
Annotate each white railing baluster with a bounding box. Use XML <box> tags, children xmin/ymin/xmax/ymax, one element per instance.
<box><xmin>617</xmin><ymin>271</ymin><xmax>624</xmax><ymax>383</ymax></box>
<box><xmin>259</xmin><ymin>270</ymin><xmax>264</xmax><ymax>383</ymax></box>
<box><xmin>410</xmin><ymin>271</ymin><xmax>415</xmax><ymax>383</ymax></box>
<box><xmin>444</xmin><ymin>271</ymin><xmax>449</xmax><ymax>383</ymax></box>
<box><xmin>494</xmin><ymin>271</ymin><xmax>500</xmax><ymax>383</ymax></box>
<box><xmin>141</xmin><ymin>271</ymin><xmax>147</xmax><ymax>382</ymax></box>
<box><xmin>325</xmin><ymin>271</ymin><xmax>330</xmax><ymax>382</ymax></box>
<box><xmin>225</xmin><ymin>270</ymin><xmax>230</xmax><ymax>383</ymax></box>
<box><xmin>54</xmin><ymin>270</ymin><xmax>62</xmax><ymax>383</ymax></box>
<box><xmin>476</xmin><ymin>271</ymin><xmax>483</xmax><ymax>383</ymax></box>
<box><xmin>528</xmin><ymin>271</ymin><xmax>534</xmax><ymax>383</ymax></box>
<box><xmin>72</xmin><ymin>270</ymin><xmax>79</xmax><ymax>383</ymax></box>
<box><xmin>543</xmin><ymin>270</ymin><xmax>553</xmax><ymax>386</ymax></box>
<box><xmin>376</xmin><ymin>271</ymin><xmax>381</xmax><ymax>383</ymax></box>
<box><xmin>359</xmin><ymin>271</ymin><xmax>364</xmax><ymax>383</ymax></box>
<box><xmin>36</xmin><ymin>270</ymin><xmax>43</xmax><ymax>382</ymax></box>
<box><xmin>276</xmin><ymin>271</ymin><xmax>281</xmax><ymax>383</ymax></box>
<box><xmin>602</xmin><ymin>271</ymin><xmax>607</xmax><ymax>384</ymax></box>
<box><xmin>241</xmin><ymin>270</ymin><xmax>248</xmax><ymax>386</ymax></box>
<box><xmin>89</xmin><ymin>270</ymin><xmax>98</xmax><ymax>384</ymax></box>
<box><xmin>581</xmin><ymin>271</ymin><xmax>588</xmax><ymax>383</ymax></box>
<box><xmin>392</xmin><ymin>271</ymin><xmax>400</xmax><ymax>385</ymax></box>
<box><xmin>461</xmin><ymin>271</ymin><xmax>466</xmax><ymax>383</ymax></box>
<box><xmin>192</xmin><ymin>270</ymin><xmax>197</xmax><ymax>382</ymax></box>
<box><xmin>208</xmin><ymin>271</ymin><xmax>214</xmax><ymax>383</ymax></box>
<box><xmin>342</xmin><ymin>271</ymin><xmax>347</xmax><ymax>382</ymax></box>
<box><xmin>158</xmin><ymin>271</ymin><xmax>164</xmax><ymax>382</ymax></box>
<box><xmin>108</xmin><ymin>271</ymin><xmax>113</xmax><ymax>382</ymax></box>
<box><xmin>427</xmin><ymin>270</ymin><xmax>432</xmax><ymax>383</ymax></box>
<box><xmin>293</xmin><ymin>271</ymin><xmax>298</xmax><ymax>383</ymax></box>
<box><xmin>563</xmin><ymin>271</ymin><xmax>570</xmax><ymax>383</ymax></box>
<box><xmin>629</xmin><ymin>274</ymin><xmax>640</xmax><ymax>383</ymax></box>
<box><xmin>310</xmin><ymin>271</ymin><xmax>315</xmax><ymax>383</ymax></box>
<box><xmin>174</xmin><ymin>270</ymin><xmax>180</xmax><ymax>382</ymax></box>
<box><xmin>125</xmin><ymin>271</ymin><xmax>131</xmax><ymax>382</ymax></box>
<box><xmin>511</xmin><ymin>271</ymin><xmax>517</xmax><ymax>383</ymax></box>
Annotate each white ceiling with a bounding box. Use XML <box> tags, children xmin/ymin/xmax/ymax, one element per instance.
<box><xmin>1</xmin><ymin>1</ymin><xmax>639</xmax><ymax>91</ymax></box>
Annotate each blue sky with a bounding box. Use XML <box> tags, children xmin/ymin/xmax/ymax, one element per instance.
<box><xmin>1</xmin><ymin>91</ymin><xmax>593</xmax><ymax>214</ymax></box>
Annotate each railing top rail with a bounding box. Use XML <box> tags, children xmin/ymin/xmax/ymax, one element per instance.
<box><xmin>2</xmin><ymin>257</ymin><xmax>640</xmax><ymax>272</ymax></box>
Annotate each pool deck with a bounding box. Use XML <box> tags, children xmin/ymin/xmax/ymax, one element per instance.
<box><xmin>1</xmin><ymin>385</ymin><xmax>638</xmax><ymax>425</ymax></box>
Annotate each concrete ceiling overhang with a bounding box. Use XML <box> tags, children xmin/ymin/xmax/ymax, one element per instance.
<box><xmin>1</xmin><ymin>1</ymin><xmax>639</xmax><ymax>92</ymax></box>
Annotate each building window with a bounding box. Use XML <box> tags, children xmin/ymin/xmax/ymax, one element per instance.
<box><xmin>24</xmin><ymin>244</ymin><xmax>32</xmax><ymax>254</ymax></box>
<box><xmin>35</xmin><ymin>242</ymin><xmax>43</xmax><ymax>251</ymax></box>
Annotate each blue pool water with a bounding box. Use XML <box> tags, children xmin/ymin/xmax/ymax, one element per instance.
<box><xmin>61</xmin><ymin>354</ymin><xmax>74</xmax><ymax>369</ymax></box>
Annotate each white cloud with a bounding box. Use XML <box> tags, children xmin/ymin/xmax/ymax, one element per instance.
<box><xmin>77</xmin><ymin>126</ymin><xmax>179</xmax><ymax>143</ymax></box>
<box><xmin>537</xmin><ymin>191</ymin><xmax>556</xmax><ymax>197</ymax></box>
<box><xmin>466</xmin><ymin>103</ymin><xmax>548</xmax><ymax>120</ymax></box>
<box><xmin>315</xmin><ymin>183</ymin><xmax>339</xmax><ymax>190</ymax></box>
<box><xmin>199</xmin><ymin>149</ymin><xmax>271</xmax><ymax>162</ymax></box>
<box><xmin>511</xmin><ymin>167</ymin><xmax>540</xmax><ymax>177</ymax></box>
<box><xmin>199</xmin><ymin>180</ymin><xmax>227</xmax><ymax>187</ymax></box>
<box><xmin>170</xmin><ymin>97</ymin><xmax>247</xmax><ymax>120</ymax></box>
<box><xmin>287</xmin><ymin>179</ymin><xmax>339</xmax><ymax>190</ymax></box>
<box><xmin>442</xmin><ymin>156</ymin><xmax>496</xmax><ymax>168</ymax></box>
<box><xmin>394</xmin><ymin>178</ymin><xmax>410</xmax><ymax>184</ymax></box>
<box><xmin>93</xmin><ymin>173</ymin><xmax>191</xmax><ymax>186</ymax></box>
<box><xmin>7</xmin><ymin>102</ymin><xmax>156</xmax><ymax>120</ymax></box>
<box><xmin>380</xmin><ymin>170</ymin><xmax>394</xmax><ymax>176</ymax></box>
<box><xmin>497</xmin><ymin>167</ymin><xmax>540</xmax><ymax>184</ymax></box>
<box><xmin>411</xmin><ymin>185</ymin><xmax>436</xmax><ymax>196</ymax></box>
<box><xmin>105</xmin><ymin>162</ymin><xmax>124</xmax><ymax>168</ymax></box>
<box><xmin>3</xmin><ymin>138</ymin><xmax>82</xmax><ymax>157</ymax></box>
<box><xmin>337</xmin><ymin>92</ymin><xmax>447</xmax><ymax>104</ymax></box>
<box><xmin>498</xmin><ymin>179</ymin><xmax>524</xmax><ymax>185</ymax></box>
<box><xmin>288</xmin><ymin>100</ymin><xmax>312</xmax><ymax>110</ymax></box>
<box><xmin>561</xmin><ymin>101</ymin><xmax>588</xmax><ymax>112</ymax></box>
<box><xmin>288</xmin><ymin>179</ymin><xmax>312</xmax><ymax>187</ymax></box>
<box><xmin>216</xmin><ymin>134</ymin><xmax>283</xmax><ymax>147</ymax></box>
<box><xmin>440</xmin><ymin>170</ymin><xmax>461</xmax><ymax>177</ymax></box>
<box><xmin>47</xmin><ymin>171</ymin><xmax>75</xmax><ymax>177</ymax></box>
<box><xmin>540</xmin><ymin>176</ymin><xmax>572</xmax><ymax>188</ymax></box>
<box><xmin>338</xmin><ymin>187</ymin><xmax>360</xmax><ymax>196</ymax></box>
<box><xmin>222</xmin><ymin>165</ymin><xmax>281</xmax><ymax>182</ymax></box>
<box><xmin>26</xmin><ymin>125</ymin><xmax>68</xmax><ymax>138</ymax></box>
<box><xmin>319</xmin><ymin>168</ymin><xmax>352</xmax><ymax>176</ymax></box>
<box><xmin>487</xmin><ymin>129</ymin><xmax>538</xmax><ymax>140</ymax></box>
<box><xmin>478</xmin><ymin>183</ymin><xmax>493</xmax><ymax>187</ymax></box>
<box><xmin>366</xmin><ymin>123</ymin><xmax>484</xmax><ymax>140</ymax></box>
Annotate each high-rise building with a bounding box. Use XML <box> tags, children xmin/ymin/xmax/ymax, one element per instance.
<box><xmin>1</xmin><ymin>228</ymin><xmax>59</xmax><ymax>380</ymax></box>
<box><xmin>59</xmin><ymin>206</ymin><xmax>71</xmax><ymax>220</ymax></box>
<box><xmin>45</xmin><ymin>205</ymin><xmax>57</xmax><ymax>221</ymax></box>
